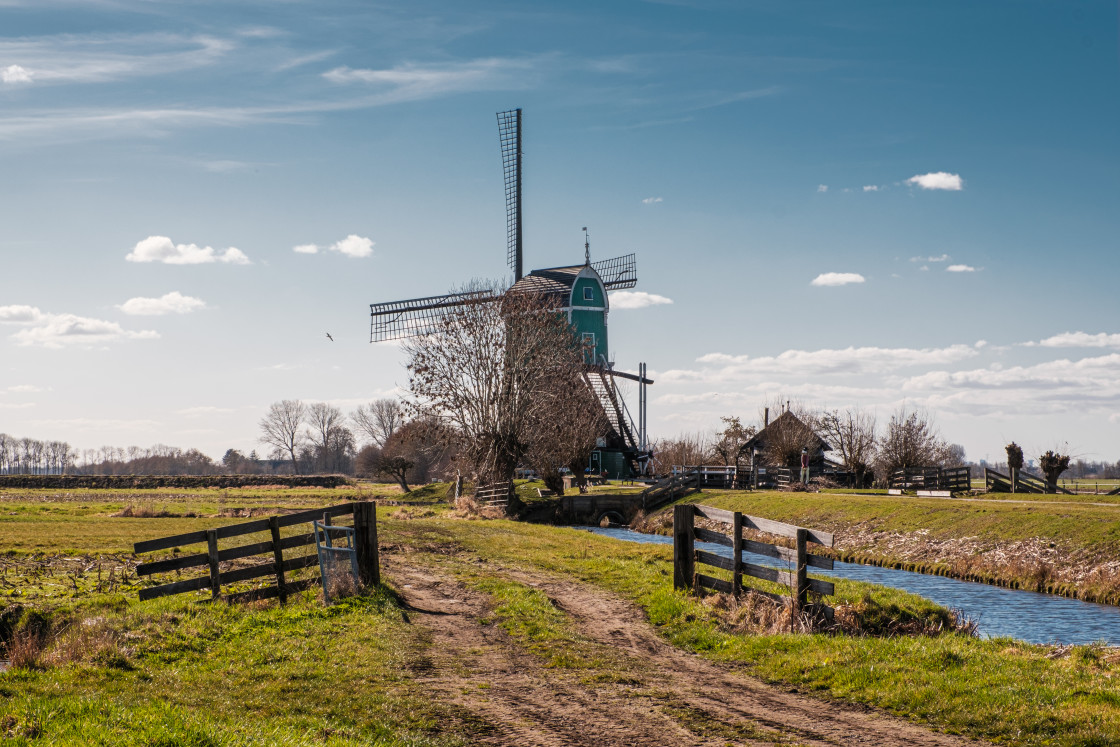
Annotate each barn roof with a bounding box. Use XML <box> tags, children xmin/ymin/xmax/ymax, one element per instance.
<box><xmin>743</xmin><ymin>410</ymin><xmax>832</xmax><ymax>452</ymax></box>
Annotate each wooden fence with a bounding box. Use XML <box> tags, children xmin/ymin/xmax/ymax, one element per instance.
<box><xmin>134</xmin><ymin>502</ymin><xmax>378</xmax><ymax>604</ymax></box>
<box><xmin>983</xmin><ymin>467</ymin><xmax>1074</xmax><ymax>495</ymax></box>
<box><xmin>474</xmin><ymin>481</ymin><xmax>512</xmax><ymax>507</ymax></box>
<box><xmin>889</xmin><ymin>466</ymin><xmax>971</xmax><ymax>493</ymax></box>
<box><xmin>673</xmin><ymin>504</ymin><xmax>835</xmax><ymax>616</ymax></box>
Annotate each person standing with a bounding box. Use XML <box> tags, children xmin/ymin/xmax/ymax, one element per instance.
<box><xmin>800</xmin><ymin>447</ymin><xmax>810</xmax><ymax>485</ymax></box>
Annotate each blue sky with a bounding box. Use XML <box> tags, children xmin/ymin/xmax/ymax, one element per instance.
<box><xmin>1</xmin><ymin>0</ymin><xmax>1118</xmax><ymax>466</ymax></box>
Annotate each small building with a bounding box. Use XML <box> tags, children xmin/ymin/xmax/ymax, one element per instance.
<box><xmin>741</xmin><ymin>410</ymin><xmax>832</xmax><ymax>470</ymax></box>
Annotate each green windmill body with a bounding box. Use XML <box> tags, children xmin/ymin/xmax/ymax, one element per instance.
<box><xmin>369</xmin><ymin>110</ymin><xmax>652</xmax><ymax>481</ymax></box>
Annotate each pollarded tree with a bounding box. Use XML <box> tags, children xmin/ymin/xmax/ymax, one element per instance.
<box><xmin>1038</xmin><ymin>450</ymin><xmax>1071</xmax><ymax>493</ymax></box>
<box><xmin>1005</xmin><ymin>442</ymin><xmax>1024</xmax><ymax>492</ymax></box>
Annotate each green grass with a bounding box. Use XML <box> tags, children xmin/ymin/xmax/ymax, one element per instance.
<box><xmin>1</xmin><ymin>588</ymin><xmax>463</xmax><ymax>746</ymax></box>
<box><xmin>382</xmin><ymin>517</ymin><xmax>1120</xmax><ymax>747</ymax></box>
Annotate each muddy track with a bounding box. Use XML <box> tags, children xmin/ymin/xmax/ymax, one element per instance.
<box><xmin>385</xmin><ymin>552</ymin><xmax>979</xmax><ymax>747</ymax></box>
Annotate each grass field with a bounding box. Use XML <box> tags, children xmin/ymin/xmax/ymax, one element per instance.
<box><xmin>3</xmin><ymin>485</ymin><xmax>1120</xmax><ymax>745</ymax></box>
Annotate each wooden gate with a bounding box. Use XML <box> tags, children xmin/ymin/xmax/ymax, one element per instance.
<box><xmin>673</xmin><ymin>504</ymin><xmax>834</xmax><ymax>616</ymax></box>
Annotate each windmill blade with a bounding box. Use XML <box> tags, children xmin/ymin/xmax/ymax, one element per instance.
<box><xmin>370</xmin><ymin>289</ymin><xmax>500</xmax><ymax>342</ymax></box>
<box><xmin>497</xmin><ymin>108</ymin><xmax>523</xmax><ymax>282</ymax></box>
<box><xmin>592</xmin><ymin>253</ymin><xmax>637</xmax><ymax>290</ymax></box>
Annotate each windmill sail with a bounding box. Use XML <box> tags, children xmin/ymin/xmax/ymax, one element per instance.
<box><xmin>592</xmin><ymin>253</ymin><xmax>637</xmax><ymax>290</ymax></box>
<box><xmin>369</xmin><ymin>289</ymin><xmax>499</xmax><ymax>342</ymax></box>
<box><xmin>497</xmin><ymin>108</ymin><xmax>523</xmax><ymax>282</ymax></box>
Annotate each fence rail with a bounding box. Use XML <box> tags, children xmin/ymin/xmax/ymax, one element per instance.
<box><xmin>640</xmin><ymin>471</ymin><xmax>700</xmax><ymax>510</ymax></box>
<box><xmin>673</xmin><ymin>504</ymin><xmax>835</xmax><ymax>617</ymax></box>
<box><xmin>474</xmin><ymin>481</ymin><xmax>512</xmax><ymax>506</ymax></box>
<box><xmin>134</xmin><ymin>501</ymin><xmax>378</xmax><ymax>604</ymax></box>
<box><xmin>983</xmin><ymin>467</ymin><xmax>1074</xmax><ymax>495</ymax></box>
<box><xmin>889</xmin><ymin>466</ymin><xmax>970</xmax><ymax>493</ymax></box>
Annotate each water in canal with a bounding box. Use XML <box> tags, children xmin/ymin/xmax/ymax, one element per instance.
<box><xmin>584</xmin><ymin>526</ymin><xmax>1120</xmax><ymax>646</ymax></box>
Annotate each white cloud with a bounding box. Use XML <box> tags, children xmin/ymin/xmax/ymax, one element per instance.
<box><xmin>661</xmin><ymin>343</ymin><xmax>980</xmax><ymax>383</ymax></box>
<box><xmin>862</xmin><ymin>185</ymin><xmax>879</xmax><ymax>192</ymax></box>
<box><xmin>176</xmin><ymin>406</ymin><xmax>234</xmax><ymax>417</ymax></box>
<box><xmin>0</xmin><ymin>305</ymin><xmax>46</xmax><ymax>323</ymax></box>
<box><xmin>906</xmin><ymin>172</ymin><xmax>963</xmax><ymax>191</ymax></box>
<box><xmin>0</xmin><ymin>33</ymin><xmax>232</xmax><ymax>86</ymax></box>
<box><xmin>1028</xmin><ymin>332</ymin><xmax>1120</xmax><ymax>349</ymax></box>
<box><xmin>817</xmin><ymin>184</ymin><xmax>828</xmax><ymax>193</ymax></box>
<box><xmin>1</xmin><ymin>64</ymin><xmax>32</xmax><ymax>83</ymax></box>
<box><xmin>911</xmin><ymin>254</ymin><xmax>950</xmax><ymax>263</ymax></box>
<box><xmin>126</xmin><ymin>236</ymin><xmax>250</xmax><ymax>265</ymax></box>
<box><xmin>7</xmin><ymin>384</ymin><xmax>43</xmax><ymax>393</ymax></box>
<box><xmin>946</xmin><ymin>264</ymin><xmax>976</xmax><ymax>273</ymax></box>
<box><xmin>919</xmin><ymin>265</ymin><xmax>929</xmax><ymax>272</ymax></box>
<box><xmin>322</xmin><ymin>57</ymin><xmax>536</xmax><ymax>101</ymax></box>
<box><xmin>329</xmin><ymin>234</ymin><xmax>373</xmax><ymax>258</ymax></box>
<box><xmin>0</xmin><ymin>402</ymin><xmax>35</xmax><ymax>410</ymax></box>
<box><xmin>642</xmin><ymin>196</ymin><xmax>663</xmax><ymax>204</ymax></box>
<box><xmin>295</xmin><ymin>235</ymin><xmax>374</xmax><ymax>258</ymax></box>
<box><xmin>11</xmin><ymin>313</ymin><xmax>159</xmax><ymax>348</ymax></box>
<box><xmin>609</xmin><ymin>291</ymin><xmax>673</xmax><ymax>309</ymax></box>
<box><xmin>118</xmin><ymin>291</ymin><xmax>207</xmax><ymax>316</ymax></box>
<box><xmin>811</xmin><ymin>272</ymin><xmax>865</xmax><ymax>287</ymax></box>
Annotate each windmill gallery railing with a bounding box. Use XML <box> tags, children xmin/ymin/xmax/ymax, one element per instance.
<box><xmin>673</xmin><ymin>504</ymin><xmax>835</xmax><ymax>616</ymax></box>
<box><xmin>133</xmin><ymin>502</ymin><xmax>379</xmax><ymax>604</ymax></box>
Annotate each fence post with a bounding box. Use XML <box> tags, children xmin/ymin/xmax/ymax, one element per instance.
<box><xmin>794</xmin><ymin>527</ymin><xmax>808</xmax><ymax>613</ymax></box>
<box><xmin>269</xmin><ymin>515</ymin><xmax>287</xmax><ymax>603</ymax></box>
<box><xmin>732</xmin><ymin>512</ymin><xmax>743</xmax><ymax>598</ymax></box>
<box><xmin>206</xmin><ymin>529</ymin><xmax>220</xmax><ymax>600</ymax></box>
<box><xmin>672</xmin><ymin>504</ymin><xmax>694</xmax><ymax>591</ymax></box>
<box><xmin>354</xmin><ymin>501</ymin><xmax>380</xmax><ymax>587</ymax></box>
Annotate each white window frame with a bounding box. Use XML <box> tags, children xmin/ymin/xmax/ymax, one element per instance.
<box><xmin>583</xmin><ymin>286</ymin><xmax>594</xmax><ymax>301</ymax></box>
<box><xmin>581</xmin><ymin>332</ymin><xmax>596</xmax><ymax>348</ymax></box>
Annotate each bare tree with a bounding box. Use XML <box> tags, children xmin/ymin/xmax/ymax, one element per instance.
<box><xmin>817</xmin><ymin>408</ymin><xmax>877</xmax><ymax>486</ymax></box>
<box><xmin>649</xmin><ymin>432</ymin><xmax>713</xmax><ymax>475</ymax></box>
<box><xmin>351</xmin><ymin>398</ymin><xmax>404</xmax><ymax>447</ymax></box>
<box><xmin>524</xmin><ymin>362</ymin><xmax>611</xmax><ymax>495</ymax></box>
<box><xmin>404</xmin><ymin>282</ymin><xmax>596</xmax><ymax>484</ymax></box>
<box><xmin>304</xmin><ymin>402</ymin><xmax>352</xmax><ymax>473</ymax></box>
<box><xmin>259</xmin><ymin>399</ymin><xmax>307</xmax><ymax>474</ymax></box>
<box><xmin>874</xmin><ymin>407</ymin><xmax>947</xmax><ymax>481</ymax></box>
<box><xmin>712</xmin><ymin>416</ymin><xmax>756</xmax><ymax>469</ymax></box>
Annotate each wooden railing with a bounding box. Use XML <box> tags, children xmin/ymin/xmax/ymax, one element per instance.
<box><xmin>134</xmin><ymin>502</ymin><xmax>379</xmax><ymax>604</ymax></box>
<box><xmin>640</xmin><ymin>471</ymin><xmax>700</xmax><ymax>510</ymax></box>
<box><xmin>983</xmin><ymin>467</ymin><xmax>1074</xmax><ymax>495</ymax></box>
<box><xmin>673</xmin><ymin>504</ymin><xmax>835</xmax><ymax>616</ymax></box>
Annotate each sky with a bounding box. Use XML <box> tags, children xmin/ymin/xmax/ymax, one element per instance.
<box><xmin>1</xmin><ymin>0</ymin><xmax>1118</xmax><ymax>466</ymax></box>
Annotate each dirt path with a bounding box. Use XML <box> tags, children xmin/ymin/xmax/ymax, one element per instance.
<box><xmin>386</xmin><ymin>554</ymin><xmax>978</xmax><ymax>747</ymax></box>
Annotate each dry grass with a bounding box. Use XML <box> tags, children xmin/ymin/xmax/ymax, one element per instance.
<box><xmin>111</xmin><ymin>503</ymin><xmax>184</xmax><ymax>518</ymax></box>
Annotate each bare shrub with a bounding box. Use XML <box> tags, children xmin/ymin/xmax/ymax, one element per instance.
<box><xmin>4</xmin><ymin>627</ymin><xmax>46</xmax><ymax>670</ymax></box>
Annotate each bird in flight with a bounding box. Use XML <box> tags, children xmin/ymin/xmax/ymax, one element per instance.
<box><xmin>325</xmin><ymin>332</ymin><xmax>334</xmax><ymax>342</ymax></box>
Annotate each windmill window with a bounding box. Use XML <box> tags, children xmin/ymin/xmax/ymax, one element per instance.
<box><xmin>582</xmin><ymin>332</ymin><xmax>596</xmax><ymax>348</ymax></box>
<box><xmin>583</xmin><ymin>287</ymin><xmax>594</xmax><ymax>301</ymax></box>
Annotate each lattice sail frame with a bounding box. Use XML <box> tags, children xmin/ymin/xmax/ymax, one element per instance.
<box><xmin>369</xmin><ymin>289</ymin><xmax>500</xmax><ymax>342</ymax></box>
<box><xmin>497</xmin><ymin>108</ymin><xmax>523</xmax><ymax>281</ymax></box>
<box><xmin>592</xmin><ymin>253</ymin><xmax>637</xmax><ymax>289</ymax></box>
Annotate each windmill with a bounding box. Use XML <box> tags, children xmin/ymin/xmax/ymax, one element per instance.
<box><xmin>369</xmin><ymin>108</ymin><xmax>653</xmax><ymax>479</ymax></box>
